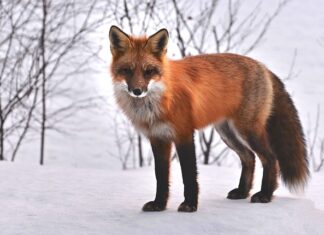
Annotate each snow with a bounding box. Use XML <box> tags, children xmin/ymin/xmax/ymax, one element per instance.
<box><xmin>1</xmin><ymin>162</ymin><xmax>323</xmax><ymax>235</ymax></box>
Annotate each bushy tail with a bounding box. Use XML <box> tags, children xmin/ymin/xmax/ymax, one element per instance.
<box><xmin>267</xmin><ymin>73</ymin><xmax>309</xmax><ymax>192</ymax></box>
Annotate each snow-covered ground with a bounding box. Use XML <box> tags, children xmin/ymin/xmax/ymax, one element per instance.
<box><xmin>0</xmin><ymin>162</ymin><xmax>323</xmax><ymax>235</ymax></box>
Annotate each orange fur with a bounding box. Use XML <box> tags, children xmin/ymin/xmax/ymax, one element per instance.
<box><xmin>109</xmin><ymin>29</ymin><xmax>273</xmax><ymax>143</ymax></box>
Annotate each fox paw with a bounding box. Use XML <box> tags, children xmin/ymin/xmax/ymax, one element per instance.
<box><xmin>227</xmin><ymin>188</ymin><xmax>248</xmax><ymax>199</ymax></box>
<box><xmin>178</xmin><ymin>201</ymin><xmax>197</xmax><ymax>212</ymax></box>
<box><xmin>251</xmin><ymin>191</ymin><xmax>272</xmax><ymax>203</ymax></box>
<box><xmin>142</xmin><ymin>201</ymin><xmax>166</xmax><ymax>212</ymax></box>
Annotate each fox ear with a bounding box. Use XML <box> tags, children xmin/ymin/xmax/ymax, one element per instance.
<box><xmin>146</xmin><ymin>29</ymin><xmax>169</xmax><ymax>56</ymax></box>
<box><xmin>109</xmin><ymin>26</ymin><xmax>131</xmax><ymax>56</ymax></box>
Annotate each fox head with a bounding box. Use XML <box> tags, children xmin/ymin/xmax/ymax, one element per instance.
<box><xmin>109</xmin><ymin>26</ymin><xmax>168</xmax><ymax>98</ymax></box>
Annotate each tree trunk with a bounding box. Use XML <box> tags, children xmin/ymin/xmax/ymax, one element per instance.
<box><xmin>0</xmin><ymin>119</ymin><xmax>4</xmax><ymax>161</ymax></box>
<box><xmin>40</xmin><ymin>0</ymin><xmax>47</xmax><ymax>165</ymax></box>
<box><xmin>203</xmin><ymin>151</ymin><xmax>209</xmax><ymax>165</ymax></box>
<box><xmin>138</xmin><ymin>134</ymin><xmax>144</xmax><ymax>167</ymax></box>
<box><xmin>0</xmin><ymin>88</ymin><xmax>3</xmax><ymax>160</ymax></box>
<box><xmin>202</xmin><ymin>129</ymin><xmax>215</xmax><ymax>165</ymax></box>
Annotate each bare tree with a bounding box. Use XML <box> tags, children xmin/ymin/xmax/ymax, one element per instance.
<box><xmin>313</xmin><ymin>36</ymin><xmax>324</xmax><ymax>171</ymax></box>
<box><xmin>108</xmin><ymin>111</ymin><xmax>138</xmax><ymax>170</ymax></box>
<box><xmin>0</xmin><ymin>0</ymin><xmax>113</xmax><ymax>163</ymax></box>
<box><xmin>316</xmin><ymin>139</ymin><xmax>324</xmax><ymax>172</ymax></box>
<box><xmin>39</xmin><ymin>0</ymin><xmax>48</xmax><ymax>165</ymax></box>
<box><xmin>0</xmin><ymin>0</ymin><xmax>41</xmax><ymax>161</ymax></box>
<box><xmin>307</xmin><ymin>104</ymin><xmax>324</xmax><ymax>172</ymax></box>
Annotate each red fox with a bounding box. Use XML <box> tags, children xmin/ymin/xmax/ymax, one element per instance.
<box><xmin>109</xmin><ymin>26</ymin><xmax>309</xmax><ymax>212</ymax></box>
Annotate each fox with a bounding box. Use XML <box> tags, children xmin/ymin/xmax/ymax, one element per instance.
<box><xmin>108</xmin><ymin>25</ymin><xmax>309</xmax><ymax>212</ymax></box>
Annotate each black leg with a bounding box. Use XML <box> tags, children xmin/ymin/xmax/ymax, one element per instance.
<box><xmin>227</xmin><ymin>150</ymin><xmax>255</xmax><ymax>199</ymax></box>
<box><xmin>247</xmin><ymin>133</ymin><xmax>278</xmax><ymax>203</ymax></box>
<box><xmin>175</xmin><ymin>134</ymin><xmax>199</xmax><ymax>212</ymax></box>
<box><xmin>216</xmin><ymin>122</ymin><xmax>255</xmax><ymax>199</ymax></box>
<box><xmin>142</xmin><ymin>139</ymin><xmax>171</xmax><ymax>212</ymax></box>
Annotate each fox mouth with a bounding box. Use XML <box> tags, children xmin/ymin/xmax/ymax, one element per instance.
<box><xmin>113</xmin><ymin>80</ymin><xmax>165</xmax><ymax>100</ymax></box>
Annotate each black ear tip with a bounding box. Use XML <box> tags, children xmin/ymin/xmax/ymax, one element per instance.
<box><xmin>160</xmin><ymin>28</ymin><xmax>169</xmax><ymax>37</ymax></box>
<box><xmin>109</xmin><ymin>25</ymin><xmax>121</xmax><ymax>34</ymax></box>
<box><xmin>109</xmin><ymin>26</ymin><xmax>115</xmax><ymax>36</ymax></box>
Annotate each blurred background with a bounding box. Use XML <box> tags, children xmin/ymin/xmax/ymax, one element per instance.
<box><xmin>1</xmin><ymin>0</ymin><xmax>323</xmax><ymax>172</ymax></box>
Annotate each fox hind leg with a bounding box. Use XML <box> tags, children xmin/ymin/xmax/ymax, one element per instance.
<box><xmin>246</xmin><ymin>132</ymin><xmax>278</xmax><ymax>203</ymax></box>
<box><xmin>215</xmin><ymin>121</ymin><xmax>255</xmax><ymax>199</ymax></box>
<box><xmin>223</xmin><ymin>119</ymin><xmax>278</xmax><ymax>203</ymax></box>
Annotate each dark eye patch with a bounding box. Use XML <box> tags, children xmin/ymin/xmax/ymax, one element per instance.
<box><xmin>117</xmin><ymin>67</ymin><xmax>133</xmax><ymax>76</ymax></box>
<box><xmin>143</xmin><ymin>67</ymin><xmax>159</xmax><ymax>77</ymax></box>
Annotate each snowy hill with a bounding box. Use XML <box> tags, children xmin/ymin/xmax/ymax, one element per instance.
<box><xmin>1</xmin><ymin>162</ymin><xmax>323</xmax><ymax>235</ymax></box>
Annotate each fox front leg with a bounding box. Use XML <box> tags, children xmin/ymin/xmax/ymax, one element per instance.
<box><xmin>142</xmin><ymin>139</ymin><xmax>172</xmax><ymax>211</ymax></box>
<box><xmin>175</xmin><ymin>134</ymin><xmax>199</xmax><ymax>212</ymax></box>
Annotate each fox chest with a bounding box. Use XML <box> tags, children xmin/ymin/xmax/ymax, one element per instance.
<box><xmin>132</xmin><ymin>120</ymin><xmax>174</xmax><ymax>140</ymax></box>
<box><xmin>116</xmin><ymin>92</ymin><xmax>175</xmax><ymax>140</ymax></box>
<box><xmin>128</xmin><ymin>105</ymin><xmax>175</xmax><ymax>140</ymax></box>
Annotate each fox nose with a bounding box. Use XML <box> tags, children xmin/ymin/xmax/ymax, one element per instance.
<box><xmin>132</xmin><ymin>88</ymin><xmax>143</xmax><ymax>96</ymax></box>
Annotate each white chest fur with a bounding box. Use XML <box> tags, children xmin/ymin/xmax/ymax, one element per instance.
<box><xmin>113</xmin><ymin>80</ymin><xmax>175</xmax><ymax>140</ymax></box>
<box><xmin>137</xmin><ymin>121</ymin><xmax>175</xmax><ymax>140</ymax></box>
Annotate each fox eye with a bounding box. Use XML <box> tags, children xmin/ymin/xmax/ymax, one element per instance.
<box><xmin>143</xmin><ymin>68</ymin><xmax>158</xmax><ymax>77</ymax></box>
<box><xmin>118</xmin><ymin>67</ymin><xmax>133</xmax><ymax>76</ymax></box>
